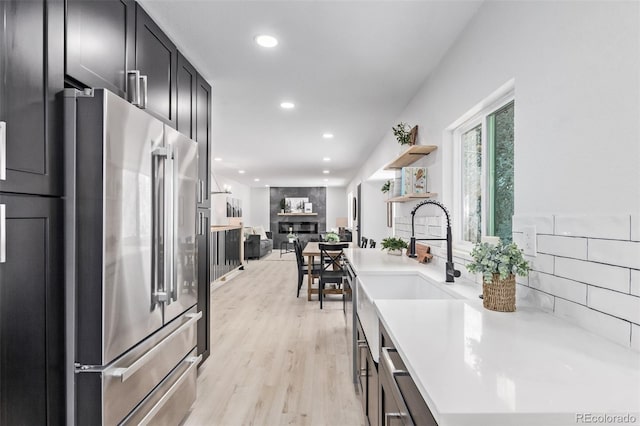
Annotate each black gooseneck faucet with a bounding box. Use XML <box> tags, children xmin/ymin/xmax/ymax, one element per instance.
<box><xmin>408</xmin><ymin>200</ymin><xmax>461</xmax><ymax>282</ymax></box>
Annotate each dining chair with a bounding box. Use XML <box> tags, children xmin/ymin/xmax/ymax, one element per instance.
<box><xmin>294</xmin><ymin>240</ymin><xmax>320</xmax><ymax>298</ymax></box>
<box><xmin>368</xmin><ymin>240</ymin><xmax>376</xmax><ymax>248</ymax></box>
<box><xmin>318</xmin><ymin>243</ymin><xmax>349</xmax><ymax>309</ymax></box>
<box><xmin>360</xmin><ymin>237</ymin><xmax>368</xmax><ymax>248</ymax></box>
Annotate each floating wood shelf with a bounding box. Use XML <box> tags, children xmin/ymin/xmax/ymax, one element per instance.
<box><xmin>384</xmin><ymin>145</ymin><xmax>438</xmax><ymax>170</ymax></box>
<box><xmin>277</xmin><ymin>212</ymin><xmax>318</xmax><ymax>216</ymax></box>
<box><xmin>386</xmin><ymin>193</ymin><xmax>438</xmax><ymax>203</ymax></box>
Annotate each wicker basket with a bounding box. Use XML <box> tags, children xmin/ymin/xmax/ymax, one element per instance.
<box><xmin>482</xmin><ymin>273</ymin><xmax>516</xmax><ymax>312</ymax></box>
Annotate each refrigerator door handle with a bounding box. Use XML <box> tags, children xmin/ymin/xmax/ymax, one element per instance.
<box><xmin>0</xmin><ymin>121</ymin><xmax>6</xmax><ymax>180</ymax></box>
<box><xmin>138</xmin><ymin>354</ymin><xmax>202</xmax><ymax>426</ymax></box>
<box><xmin>111</xmin><ymin>311</ymin><xmax>202</xmax><ymax>382</ymax></box>
<box><xmin>152</xmin><ymin>147</ymin><xmax>169</xmax><ymax>304</ymax></box>
<box><xmin>0</xmin><ymin>204</ymin><xmax>5</xmax><ymax>263</ymax></box>
<box><xmin>167</xmin><ymin>145</ymin><xmax>176</xmax><ymax>303</ymax></box>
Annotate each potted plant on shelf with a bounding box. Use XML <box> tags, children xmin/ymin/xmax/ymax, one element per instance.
<box><xmin>279</xmin><ymin>198</ymin><xmax>287</xmax><ymax>213</ymax></box>
<box><xmin>324</xmin><ymin>232</ymin><xmax>340</xmax><ymax>243</ymax></box>
<box><xmin>466</xmin><ymin>241</ymin><xmax>530</xmax><ymax>312</ymax></box>
<box><xmin>381</xmin><ymin>237</ymin><xmax>408</xmax><ymax>255</ymax></box>
<box><xmin>392</xmin><ymin>122</ymin><xmax>412</xmax><ymax>146</ymax></box>
<box><xmin>381</xmin><ymin>180</ymin><xmax>391</xmax><ymax>194</ymax></box>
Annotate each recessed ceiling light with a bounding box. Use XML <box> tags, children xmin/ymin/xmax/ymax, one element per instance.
<box><xmin>280</xmin><ymin>101</ymin><xmax>295</xmax><ymax>109</ymax></box>
<box><xmin>214</xmin><ymin>157</ymin><xmax>222</xmax><ymax>161</ymax></box>
<box><xmin>239</xmin><ymin>170</ymin><xmax>245</xmax><ymax>174</ymax></box>
<box><xmin>322</xmin><ymin>157</ymin><xmax>331</xmax><ymax>162</ymax></box>
<box><xmin>322</xmin><ymin>170</ymin><xmax>330</xmax><ymax>174</ymax></box>
<box><xmin>322</xmin><ymin>133</ymin><xmax>334</xmax><ymax>139</ymax></box>
<box><xmin>255</xmin><ymin>35</ymin><xmax>278</xmax><ymax>48</ymax></box>
<box><xmin>254</xmin><ymin>178</ymin><xmax>260</xmax><ymax>182</ymax></box>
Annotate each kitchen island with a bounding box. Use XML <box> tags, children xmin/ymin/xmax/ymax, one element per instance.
<box><xmin>344</xmin><ymin>248</ymin><xmax>640</xmax><ymax>426</ymax></box>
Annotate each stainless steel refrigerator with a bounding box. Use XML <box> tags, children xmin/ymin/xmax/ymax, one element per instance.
<box><xmin>64</xmin><ymin>88</ymin><xmax>201</xmax><ymax>425</ymax></box>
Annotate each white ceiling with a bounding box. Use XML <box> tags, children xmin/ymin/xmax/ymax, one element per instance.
<box><xmin>138</xmin><ymin>0</ymin><xmax>483</xmax><ymax>188</ymax></box>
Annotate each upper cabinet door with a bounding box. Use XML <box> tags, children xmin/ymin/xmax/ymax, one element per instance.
<box><xmin>177</xmin><ymin>52</ymin><xmax>197</xmax><ymax>139</ymax></box>
<box><xmin>66</xmin><ymin>0</ymin><xmax>135</xmax><ymax>97</ymax></box>
<box><xmin>135</xmin><ymin>4</ymin><xmax>177</xmax><ymax>128</ymax></box>
<box><xmin>196</xmin><ymin>75</ymin><xmax>211</xmax><ymax>207</ymax></box>
<box><xmin>0</xmin><ymin>0</ymin><xmax>63</xmax><ymax>196</ymax></box>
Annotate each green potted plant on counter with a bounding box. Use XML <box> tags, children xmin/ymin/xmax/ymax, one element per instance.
<box><xmin>381</xmin><ymin>237</ymin><xmax>408</xmax><ymax>255</ymax></box>
<box><xmin>466</xmin><ymin>241</ymin><xmax>530</xmax><ymax>312</ymax></box>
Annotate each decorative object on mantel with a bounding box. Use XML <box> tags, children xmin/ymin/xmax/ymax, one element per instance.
<box><xmin>392</xmin><ymin>122</ymin><xmax>417</xmax><ymax>146</ymax></box>
<box><xmin>381</xmin><ymin>237</ymin><xmax>408</xmax><ymax>255</ymax></box>
<box><xmin>279</xmin><ymin>198</ymin><xmax>287</xmax><ymax>213</ymax></box>
<box><xmin>406</xmin><ymin>242</ymin><xmax>433</xmax><ymax>263</ymax></box>
<box><xmin>286</xmin><ymin>197</ymin><xmax>308</xmax><ymax>213</ymax></box>
<box><xmin>324</xmin><ymin>232</ymin><xmax>340</xmax><ymax>243</ymax></box>
<box><xmin>466</xmin><ymin>241</ymin><xmax>530</xmax><ymax>312</ymax></box>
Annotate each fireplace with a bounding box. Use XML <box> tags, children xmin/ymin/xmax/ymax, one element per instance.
<box><xmin>278</xmin><ymin>221</ymin><xmax>318</xmax><ymax>234</ymax></box>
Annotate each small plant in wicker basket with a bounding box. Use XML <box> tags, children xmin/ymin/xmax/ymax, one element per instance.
<box><xmin>466</xmin><ymin>241</ymin><xmax>530</xmax><ymax>312</ymax></box>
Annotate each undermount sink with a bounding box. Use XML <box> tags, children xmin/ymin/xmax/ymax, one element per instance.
<box><xmin>356</xmin><ymin>273</ymin><xmax>462</xmax><ymax>362</ymax></box>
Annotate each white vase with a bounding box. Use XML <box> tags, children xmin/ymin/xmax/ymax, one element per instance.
<box><xmin>388</xmin><ymin>249</ymin><xmax>402</xmax><ymax>256</ymax></box>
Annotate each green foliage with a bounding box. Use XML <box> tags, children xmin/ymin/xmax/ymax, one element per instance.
<box><xmin>392</xmin><ymin>122</ymin><xmax>412</xmax><ymax>145</ymax></box>
<box><xmin>325</xmin><ymin>232</ymin><xmax>340</xmax><ymax>242</ymax></box>
<box><xmin>279</xmin><ymin>198</ymin><xmax>286</xmax><ymax>210</ymax></box>
<box><xmin>381</xmin><ymin>237</ymin><xmax>408</xmax><ymax>251</ymax></box>
<box><xmin>466</xmin><ymin>241</ymin><xmax>530</xmax><ymax>282</ymax></box>
<box><xmin>381</xmin><ymin>180</ymin><xmax>391</xmax><ymax>193</ymax></box>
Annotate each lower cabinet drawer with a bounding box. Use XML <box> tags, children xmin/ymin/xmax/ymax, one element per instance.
<box><xmin>121</xmin><ymin>348</ymin><xmax>200</xmax><ymax>425</ymax></box>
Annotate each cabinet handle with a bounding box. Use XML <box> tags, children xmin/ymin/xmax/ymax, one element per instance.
<box><xmin>139</xmin><ymin>75</ymin><xmax>148</xmax><ymax>109</ymax></box>
<box><xmin>0</xmin><ymin>121</ymin><xmax>5</xmax><ymax>181</ymax></box>
<box><xmin>0</xmin><ymin>204</ymin><xmax>5</xmax><ymax>263</ymax></box>
<box><xmin>126</xmin><ymin>70</ymin><xmax>141</xmax><ymax>106</ymax></box>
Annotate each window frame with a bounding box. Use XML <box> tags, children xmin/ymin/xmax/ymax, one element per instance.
<box><xmin>451</xmin><ymin>90</ymin><xmax>515</xmax><ymax>252</ymax></box>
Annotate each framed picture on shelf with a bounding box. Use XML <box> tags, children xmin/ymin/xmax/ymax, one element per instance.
<box><xmin>304</xmin><ymin>202</ymin><xmax>313</xmax><ymax>213</ymax></box>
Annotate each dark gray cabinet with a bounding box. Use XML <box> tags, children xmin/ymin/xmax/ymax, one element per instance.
<box><xmin>197</xmin><ymin>208</ymin><xmax>211</xmax><ymax>364</ymax></box>
<box><xmin>66</xmin><ymin>0</ymin><xmax>135</xmax><ymax>97</ymax></box>
<box><xmin>196</xmin><ymin>75</ymin><xmax>211</xmax><ymax>207</ymax></box>
<box><xmin>135</xmin><ymin>3</ymin><xmax>177</xmax><ymax>127</ymax></box>
<box><xmin>356</xmin><ymin>318</ymin><xmax>379</xmax><ymax>426</ymax></box>
<box><xmin>0</xmin><ymin>0</ymin><xmax>63</xmax><ymax>196</ymax></box>
<box><xmin>0</xmin><ymin>194</ymin><xmax>64</xmax><ymax>425</ymax></box>
<box><xmin>177</xmin><ymin>52</ymin><xmax>197</xmax><ymax>139</ymax></box>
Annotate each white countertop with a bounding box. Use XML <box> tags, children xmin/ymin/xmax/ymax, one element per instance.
<box><xmin>376</xmin><ymin>300</ymin><xmax>640</xmax><ymax>426</ymax></box>
<box><xmin>345</xmin><ymin>249</ymin><xmax>640</xmax><ymax>426</ymax></box>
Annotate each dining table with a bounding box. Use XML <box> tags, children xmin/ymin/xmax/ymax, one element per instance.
<box><xmin>301</xmin><ymin>241</ymin><xmax>352</xmax><ymax>301</ymax></box>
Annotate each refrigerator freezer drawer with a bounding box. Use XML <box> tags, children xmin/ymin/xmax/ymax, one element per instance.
<box><xmin>122</xmin><ymin>349</ymin><xmax>200</xmax><ymax>426</ymax></box>
<box><xmin>76</xmin><ymin>307</ymin><xmax>200</xmax><ymax>426</ymax></box>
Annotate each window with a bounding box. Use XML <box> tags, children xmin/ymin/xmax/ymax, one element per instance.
<box><xmin>454</xmin><ymin>99</ymin><xmax>514</xmax><ymax>246</ymax></box>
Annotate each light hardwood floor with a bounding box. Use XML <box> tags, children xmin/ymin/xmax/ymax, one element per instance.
<box><xmin>183</xmin><ymin>253</ymin><xmax>365</xmax><ymax>426</ymax></box>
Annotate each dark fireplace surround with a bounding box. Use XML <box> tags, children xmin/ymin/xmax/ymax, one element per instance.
<box><xmin>269</xmin><ymin>187</ymin><xmax>326</xmax><ymax>247</ymax></box>
<box><xmin>278</xmin><ymin>221</ymin><xmax>319</xmax><ymax>234</ymax></box>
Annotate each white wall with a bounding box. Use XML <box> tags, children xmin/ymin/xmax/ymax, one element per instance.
<box><xmin>348</xmin><ymin>1</ymin><xmax>640</xmax><ymax>348</ymax></box>
<box><xmin>248</xmin><ymin>187</ymin><xmax>270</xmax><ymax>228</ymax></box>
<box><xmin>349</xmin><ymin>0</ymin><xmax>640</xmax><ymax>219</ymax></box>
<box><xmin>211</xmin><ymin>173</ymin><xmax>251</xmax><ymax>225</ymax></box>
<box><xmin>361</xmin><ymin>180</ymin><xmax>393</xmax><ymax>245</ymax></box>
<box><xmin>325</xmin><ymin>186</ymin><xmax>348</xmax><ymax>232</ymax></box>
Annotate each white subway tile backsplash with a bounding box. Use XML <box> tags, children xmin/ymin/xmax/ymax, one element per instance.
<box><xmin>555</xmin><ymin>257</ymin><xmax>630</xmax><ymax>293</ymax></box>
<box><xmin>554</xmin><ymin>215</ymin><xmax>631</xmax><ymax>240</ymax></box>
<box><xmin>588</xmin><ymin>287</ymin><xmax>640</xmax><ymax>324</ymax></box>
<box><xmin>414</xmin><ymin>216</ymin><xmax>427</xmax><ymax>226</ymax></box>
<box><xmin>516</xmin><ymin>284</ymin><xmax>554</xmax><ymax>312</ymax></box>
<box><xmin>632</xmin><ymin>324</ymin><xmax>640</xmax><ymax>352</ymax></box>
<box><xmin>588</xmin><ymin>239</ymin><xmax>640</xmax><ymax>269</ymax></box>
<box><xmin>525</xmin><ymin>253</ymin><xmax>554</xmax><ymax>275</ymax></box>
<box><xmin>631</xmin><ymin>270</ymin><xmax>640</xmax><ymax>297</ymax></box>
<box><xmin>555</xmin><ymin>298</ymin><xmax>632</xmax><ymax>348</ymax></box>
<box><xmin>515</xmin><ymin>274</ymin><xmax>529</xmax><ymax>286</ymax></box>
<box><xmin>512</xmin><ymin>215</ymin><xmax>554</xmax><ymax>234</ymax></box>
<box><xmin>529</xmin><ymin>271</ymin><xmax>587</xmax><ymax>304</ymax></box>
<box><xmin>632</xmin><ymin>214</ymin><xmax>640</xmax><ymax>242</ymax></box>
<box><xmin>537</xmin><ymin>235</ymin><xmax>587</xmax><ymax>259</ymax></box>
